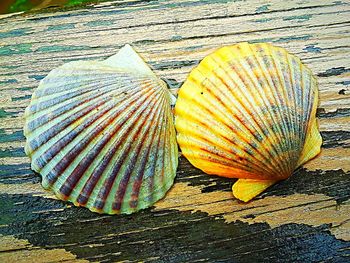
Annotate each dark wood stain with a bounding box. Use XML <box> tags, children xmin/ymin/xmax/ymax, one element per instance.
<box><xmin>1</xmin><ymin>192</ymin><xmax>349</xmax><ymax>263</ymax></box>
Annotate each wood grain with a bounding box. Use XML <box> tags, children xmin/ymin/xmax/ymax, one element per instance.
<box><xmin>0</xmin><ymin>0</ymin><xmax>349</xmax><ymax>262</ymax></box>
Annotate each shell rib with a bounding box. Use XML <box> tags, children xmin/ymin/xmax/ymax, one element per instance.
<box><xmin>24</xmin><ymin>45</ymin><xmax>178</xmax><ymax>214</ymax></box>
<box><xmin>175</xmin><ymin>42</ymin><xmax>322</xmax><ymax>201</ymax></box>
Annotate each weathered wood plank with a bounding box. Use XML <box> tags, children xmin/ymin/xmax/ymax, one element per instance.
<box><xmin>0</xmin><ymin>0</ymin><xmax>349</xmax><ymax>262</ymax></box>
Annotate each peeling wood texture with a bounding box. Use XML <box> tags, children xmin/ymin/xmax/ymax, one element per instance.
<box><xmin>0</xmin><ymin>0</ymin><xmax>350</xmax><ymax>262</ymax></box>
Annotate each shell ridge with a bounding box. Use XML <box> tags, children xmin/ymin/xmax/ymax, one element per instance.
<box><xmin>263</xmin><ymin>45</ymin><xmax>295</xmax><ymax>168</ymax></box>
<box><xmin>297</xmin><ymin>76</ymin><xmax>321</xmax><ymax>166</ymax></box>
<box><xmin>242</xmin><ymin>45</ymin><xmax>292</xmax><ymax>165</ymax></box>
<box><xmin>138</xmin><ymin>94</ymin><xmax>175</xmax><ymax>204</ymax></box>
<box><xmin>179</xmin><ymin>137</ymin><xmax>269</xmax><ymax>176</ymax></box>
<box><xmin>296</xmin><ymin>62</ymin><xmax>310</xmax><ymax>156</ymax></box>
<box><xmin>176</xmin><ymin>115</ymin><xmax>270</xmax><ymax>176</ymax></box>
<box><xmin>152</xmin><ymin>103</ymin><xmax>176</xmax><ymax>198</ymax></box>
<box><xmin>57</xmin><ymin>91</ymin><xmax>163</xmax><ymax>200</ymax></box>
<box><xmin>126</xmin><ymin>103</ymin><xmax>165</xmax><ymax>210</ymax></box>
<box><xmin>210</xmin><ymin>52</ymin><xmax>285</xmax><ymax>163</ymax></box>
<box><xmin>176</xmin><ymin>113</ymin><xmax>274</xmax><ymax>176</ymax></box>
<box><xmin>287</xmin><ymin>54</ymin><xmax>305</xmax><ymax>155</ymax></box>
<box><xmin>70</xmin><ymin>89</ymin><xmax>163</xmax><ymax>213</ymax></box>
<box><xmin>124</xmin><ymin>104</ymin><xmax>176</xmax><ymax>211</ymax></box>
<box><xmin>34</xmin><ymin>72</ymin><xmax>118</xmax><ymax>99</ymax></box>
<box><xmin>197</xmin><ymin>67</ymin><xmax>270</xmax><ymax>155</ymax></box>
<box><xmin>175</xmin><ymin>101</ymin><xmax>277</xmax><ymax>175</ymax></box>
<box><xmin>109</xmin><ymin>129</ymin><xmax>146</xmax><ymax>212</ymax></box>
<box><xmin>284</xmin><ymin>52</ymin><xmax>305</xmax><ymax>167</ymax></box>
<box><xmin>232</xmin><ymin>46</ymin><xmax>291</xmax><ymax>175</ymax></box>
<box><xmin>299</xmin><ymin>65</ymin><xmax>316</xmax><ymax>155</ymax></box>
<box><xmin>214</xmin><ymin>51</ymin><xmax>288</xmax><ymax>176</ymax></box>
<box><xmin>281</xmin><ymin>50</ymin><xmax>301</xmax><ymax>162</ymax></box>
<box><xmin>30</xmin><ymin>97</ymin><xmax>115</xmax><ymax>174</ymax></box>
<box><xmin>32</xmin><ymin>73</ymin><xmax>133</xmax><ymax>107</ymax></box>
<box><xmin>27</xmin><ymin>85</ymin><xmax>127</xmax><ymax>152</ymax></box>
<box><xmin>122</xmin><ymin>93</ymin><xmax>168</xmax><ymax>210</ymax></box>
<box><xmin>102</xmin><ymin>93</ymin><xmax>166</xmax><ymax>212</ymax></box>
<box><xmin>197</xmin><ymin>57</ymin><xmax>283</xmax><ymax>174</ymax></box>
<box><xmin>33</xmin><ymin>66</ymin><xmax>157</xmax><ymax>106</ymax></box>
<box><xmin>257</xmin><ymin>46</ymin><xmax>295</xmax><ymax>167</ymax></box>
<box><xmin>87</xmin><ymin>90</ymin><xmax>164</xmax><ymax>210</ymax></box>
<box><xmin>251</xmin><ymin>45</ymin><xmax>292</xmax><ymax>145</ymax></box>
<box><xmin>73</xmin><ymin>90</ymin><xmax>163</xmax><ymax>208</ymax></box>
<box><xmin>164</xmin><ymin>103</ymin><xmax>177</xmax><ymax>182</ymax></box>
<box><xmin>30</xmin><ymin>87</ymin><xmax>146</xmax><ymax>172</ymax></box>
<box><xmin>26</xmin><ymin>75</ymin><xmax>140</xmax><ymax>136</ymax></box>
<box><xmin>181</xmin><ymin>148</ymin><xmax>263</xmax><ymax>179</ymax></box>
<box><xmin>267</xmin><ymin>46</ymin><xmax>301</xmax><ymax>173</ymax></box>
<box><xmin>249</xmin><ymin>44</ymin><xmax>295</xmax><ymax>174</ymax></box>
<box><xmin>33</xmin><ymin>63</ymin><xmax>130</xmax><ymax>98</ymax></box>
<box><xmin>28</xmin><ymin>75</ymin><xmax>156</xmax><ymax>153</ymax></box>
<box><xmin>42</xmin><ymin>87</ymin><xmax>159</xmax><ymax>189</ymax></box>
<box><xmin>175</xmin><ymin>60</ymin><xmax>282</xmax><ymax>177</ymax></box>
<box><xmin>135</xmin><ymin>112</ymin><xmax>164</xmax><ymax>207</ymax></box>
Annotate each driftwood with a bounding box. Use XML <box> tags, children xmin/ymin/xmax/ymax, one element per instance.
<box><xmin>0</xmin><ymin>0</ymin><xmax>349</xmax><ymax>262</ymax></box>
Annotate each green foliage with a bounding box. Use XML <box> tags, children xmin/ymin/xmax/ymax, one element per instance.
<box><xmin>9</xmin><ymin>0</ymin><xmax>33</xmax><ymax>13</ymax></box>
<box><xmin>65</xmin><ymin>0</ymin><xmax>94</xmax><ymax>7</ymax></box>
<box><xmin>7</xmin><ymin>0</ymin><xmax>99</xmax><ymax>14</ymax></box>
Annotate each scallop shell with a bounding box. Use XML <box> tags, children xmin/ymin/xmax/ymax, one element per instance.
<box><xmin>24</xmin><ymin>45</ymin><xmax>178</xmax><ymax>214</ymax></box>
<box><xmin>174</xmin><ymin>42</ymin><xmax>322</xmax><ymax>202</ymax></box>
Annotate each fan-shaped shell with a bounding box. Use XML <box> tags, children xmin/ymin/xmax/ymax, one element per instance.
<box><xmin>175</xmin><ymin>42</ymin><xmax>321</xmax><ymax>190</ymax></box>
<box><xmin>24</xmin><ymin>45</ymin><xmax>178</xmax><ymax>214</ymax></box>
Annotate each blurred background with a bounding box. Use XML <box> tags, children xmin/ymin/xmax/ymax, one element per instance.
<box><xmin>0</xmin><ymin>0</ymin><xmax>99</xmax><ymax>14</ymax></box>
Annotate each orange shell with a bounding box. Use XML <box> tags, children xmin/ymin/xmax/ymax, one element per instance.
<box><xmin>174</xmin><ymin>42</ymin><xmax>322</xmax><ymax>201</ymax></box>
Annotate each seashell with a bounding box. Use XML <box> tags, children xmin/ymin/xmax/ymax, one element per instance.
<box><xmin>174</xmin><ymin>42</ymin><xmax>322</xmax><ymax>202</ymax></box>
<box><xmin>24</xmin><ymin>45</ymin><xmax>178</xmax><ymax>214</ymax></box>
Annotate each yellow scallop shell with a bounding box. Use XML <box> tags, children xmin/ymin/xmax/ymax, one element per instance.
<box><xmin>174</xmin><ymin>42</ymin><xmax>322</xmax><ymax>202</ymax></box>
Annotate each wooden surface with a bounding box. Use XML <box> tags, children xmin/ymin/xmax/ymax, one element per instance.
<box><xmin>0</xmin><ymin>0</ymin><xmax>349</xmax><ymax>262</ymax></box>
